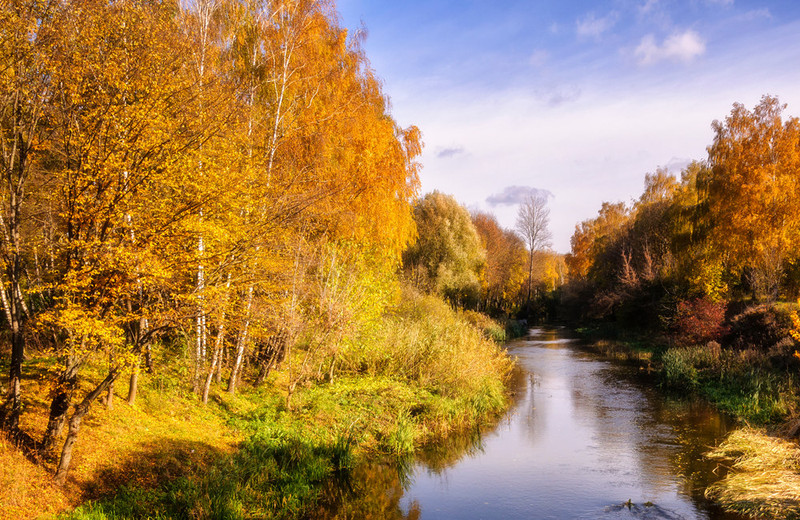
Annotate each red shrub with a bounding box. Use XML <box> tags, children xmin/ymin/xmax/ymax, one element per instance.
<box><xmin>672</xmin><ymin>298</ymin><xmax>730</xmax><ymax>346</ymax></box>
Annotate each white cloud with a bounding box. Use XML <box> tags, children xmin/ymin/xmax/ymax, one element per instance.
<box><xmin>576</xmin><ymin>12</ymin><xmax>618</xmax><ymax>40</ymax></box>
<box><xmin>635</xmin><ymin>30</ymin><xmax>706</xmax><ymax>65</ymax></box>
<box><xmin>707</xmin><ymin>0</ymin><xmax>733</xmax><ymax>5</ymax></box>
<box><xmin>738</xmin><ymin>8</ymin><xmax>771</xmax><ymax>21</ymax></box>
<box><xmin>486</xmin><ymin>186</ymin><xmax>552</xmax><ymax>207</ymax></box>
<box><xmin>639</xmin><ymin>0</ymin><xmax>659</xmax><ymax>15</ymax></box>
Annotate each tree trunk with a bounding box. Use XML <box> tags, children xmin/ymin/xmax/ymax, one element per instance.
<box><xmin>41</xmin><ymin>357</ymin><xmax>81</xmax><ymax>452</ymax></box>
<box><xmin>202</xmin><ymin>323</ymin><xmax>225</xmax><ymax>404</ymax></box>
<box><xmin>53</xmin><ymin>369</ymin><xmax>118</xmax><ymax>485</ymax></box>
<box><xmin>3</xmin><ymin>279</ymin><xmax>25</xmax><ymax>433</ymax></box>
<box><xmin>127</xmin><ymin>316</ymin><xmax>149</xmax><ymax>405</ymax></box>
<box><xmin>214</xmin><ymin>346</ymin><xmax>223</xmax><ymax>383</ymax></box>
<box><xmin>105</xmin><ymin>379</ymin><xmax>114</xmax><ymax>410</ymax></box>
<box><xmin>202</xmin><ymin>273</ymin><xmax>230</xmax><ymax>403</ymax></box>
<box><xmin>227</xmin><ymin>285</ymin><xmax>253</xmax><ymax>395</ymax></box>
<box><xmin>127</xmin><ymin>360</ymin><xmax>139</xmax><ymax>405</ymax></box>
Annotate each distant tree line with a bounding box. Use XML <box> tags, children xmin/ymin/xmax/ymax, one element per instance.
<box><xmin>562</xmin><ymin>96</ymin><xmax>800</xmax><ymax>329</ymax></box>
<box><xmin>402</xmin><ymin>191</ymin><xmax>565</xmax><ymax>318</ymax></box>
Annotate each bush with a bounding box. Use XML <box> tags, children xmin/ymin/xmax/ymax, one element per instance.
<box><xmin>460</xmin><ymin>310</ymin><xmax>506</xmax><ymax>343</ymax></box>
<box><xmin>724</xmin><ymin>305</ymin><xmax>793</xmax><ymax>351</ymax></box>
<box><xmin>671</xmin><ymin>298</ymin><xmax>729</xmax><ymax>346</ymax></box>
<box><xmin>344</xmin><ymin>287</ymin><xmax>513</xmax><ymax>400</ymax></box>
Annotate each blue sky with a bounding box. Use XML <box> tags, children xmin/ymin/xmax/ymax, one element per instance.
<box><xmin>337</xmin><ymin>0</ymin><xmax>800</xmax><ymax>252</ymax></box>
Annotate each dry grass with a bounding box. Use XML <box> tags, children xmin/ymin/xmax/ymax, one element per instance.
<box><xmin>0</xmin><ymin>366</ymin><xmax>242</xmax><ymax>520</ymax></box>
<box><xmin>706</xmin><ymin>428</ymin><xmax>800</xmax><ymax>519</ymax></box>
<box><xmin>592</xmin><ymin>339</ymin><xmax>654</xmax><ymax>365</ymax></box>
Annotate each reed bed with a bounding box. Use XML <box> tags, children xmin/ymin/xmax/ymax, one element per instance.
<box><xmin>706</xmin><ymin>428</ymin><xmax>800</xmax><ymax>519</ymax></box>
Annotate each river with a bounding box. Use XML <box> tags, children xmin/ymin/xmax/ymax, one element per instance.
<box><xmin>316</xmin><ymin>327</ymin><xmax>747</xmax><ymax>520</ymax></box>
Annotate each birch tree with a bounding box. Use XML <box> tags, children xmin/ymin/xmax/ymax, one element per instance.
<box><xmin>515</xmin><ymin>192</ymin><xmax>553</xmax><ymax>307</ymax></box>
<box><xmin>0</xmin><ymin>0</ymin><xmax>56</xmax><ymax>435</ymax></box>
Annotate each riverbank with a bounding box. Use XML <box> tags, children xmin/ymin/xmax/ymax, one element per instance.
<box><xmin>0</xmin><ymin>290</ymin><xmax>514</xmax><ymax>519</ymax></box>
<box><xmin>572</xmin><ymin>303</ymin><xmax>800</xmax><ymax>520</ymax></box>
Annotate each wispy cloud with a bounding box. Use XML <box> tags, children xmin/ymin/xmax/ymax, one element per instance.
<box><xmin>528</xmin><ymin>49</ymin><xmax>549</xmax><ymax>67</ymax></box>
<box><xmin>436</xmin><ymin>146</ymin><xmax>465</xmax><ymax>159</ymax></box>
<box><xmin>639</xmin><ymin>0</ymin><xmax>659</xmax><ymax>15</ymax></box>
<box><xmin>576</xmin><ymin>12</ymin><xmax>618</xmax><ymax>40</ymax></box>
<box><xmin>539</xmin><ymin>86</ymin><xmax>582</xmax><ymax>107</ymax></box>
<box><xmin>738</xmin><ymin>8</ymin><xmax>771</xmax><ymax>21</ymax></box>
<box><xmin>486</xmin><ymin>186</ymin><xmax>553</xmax><ymax>207</ymax></box>
<box><xmin>635</xmin><ymin>30</ymin><xmax>706</xmax><ymax>65</ymax></box>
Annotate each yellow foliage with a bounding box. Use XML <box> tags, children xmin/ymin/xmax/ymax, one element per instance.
<box><xmin>790</xmin><ymin>300</ymin><xmax>800</xmax><ymax>344</ymax></box>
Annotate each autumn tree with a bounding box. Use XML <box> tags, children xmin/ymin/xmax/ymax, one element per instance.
<box><xmin>704</xmin><ymin>95</ymin><xmax>800</xmax><ymax>300</ymax></box>
<box><xmin>36</xmin><ymin>0</ymin><xmax>208</xmax><ymax>483</ymax></box>
<box><xmin>515</xmin><ymin>192</ymin><xmax>553</xmax><ymax>309</ymax></box>
<box><xmin>0</xmin><ymin>0</ymin><xmax>57</xmax><ymax>433</ymax></box>
<box><xmin>472</xmin><ymin>212</ymin><xmax>526</xmax><ymax>314</ymax></box>
<box><xmin>403</xmin><ymin>192</ymin><xmax>485</xmax><ymax>308</ymax></box>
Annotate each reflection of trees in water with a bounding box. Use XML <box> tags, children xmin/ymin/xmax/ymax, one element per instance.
<box><xmin>313</xmin><ymin>369</ymin><xmax>524</xmax><ymax>519</ymax></box>
<box><xmin>648</xmin><ymin>396</ymin><xmax>734</xmax><ymax>501</ymax></box>
<box><xmin>312</xmin><ymin>459</ymin><xmax>418</xmax><ymax>520</ymax></box>
<box><xmin>416</xmin><ymin>429</ymin><xmax>485</xmax><ymax>472</ymax></box>
<box><xmin>567</xmin><ymin>347</ymin><xmax>736</xmax><ymax>509</ymax></box>
<box><xmin>312</xmin><ymin>431</ymin><xmax>489</xmax><ymax>520</ymax></box>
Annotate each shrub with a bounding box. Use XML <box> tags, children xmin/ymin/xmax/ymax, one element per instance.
<box><xmin>344</xmin><ymin>286</ymin><xmax>513</xmax><ymax>399</ymax></box>
<box><xmin>671</xmin><ymin>297</ymin><xmax>729</xmax><ymax>346</ymax></box>
<box><xmin>460</xmin><ymin>310</ymin><xmax>507</xmax><ymax>343</ymax></box>
<box><xmin>724</xmin><ymin>305</ymin><xmax>793</xmax><ymax>351</ymax></box>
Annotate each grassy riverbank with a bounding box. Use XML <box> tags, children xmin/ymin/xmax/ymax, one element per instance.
<box><xmin>706</xmin><ymin>428</ymin><xmax>800</xmax><ymax>519</ymax></box>
<box><xmin>0</xmin><ymin>289</ymin><xmax>513</xmax><ymax>520</ymax></box>
<box><xmin>574</xmin><ymin>303</ymin><xmax>800</xmax><ymax>519</ymax></box>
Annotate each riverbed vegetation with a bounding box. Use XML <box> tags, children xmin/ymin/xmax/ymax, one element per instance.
<box><xmin>1</xmin><ymin>285</ymin><xmax>512</xmax><ymax>519</ymax></box>
<box><xmin>0</xmin><ymin>1</ymin><xmax>520</xmax><ymax>518</ymax></box>
<box><xmin>560</xmin><ymin>96</ymin><xmax>800</xmax><ymax>518</ymax></box>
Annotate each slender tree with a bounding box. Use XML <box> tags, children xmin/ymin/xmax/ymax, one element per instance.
<box><xmin>515</xmin><ymin>193</ymin><xmax>553</xmax><ymax>308</ymax></box>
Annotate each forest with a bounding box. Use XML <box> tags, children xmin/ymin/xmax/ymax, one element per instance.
<box><xmin>557</xmin><ymin>95</ymin><xmax>800</xmax><ymax>518</ymax></box>
<box><xmin>3</xmin><ymin>0</ymin><xmax>800</xmax><ymax>518</ymax></box>
<box><xmin>0</xmin><ymin>0</ymin><xmax>517</xmax><ymax>516</ymax></box>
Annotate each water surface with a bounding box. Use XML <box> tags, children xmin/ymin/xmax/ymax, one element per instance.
<box><xmin>318</xmin><ymin>328</ymin><xmax>745</xmax><ymax>520</ymax></box>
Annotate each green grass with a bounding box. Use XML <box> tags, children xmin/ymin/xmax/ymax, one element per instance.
<box><xmin>658</xmin><ymin>344</ymin><xmax>797</xmax><ymax>424</ymax></box>
<box><xmin>64</xmin><ymin>288</ymin><xmax>514</xmax><ymax>520</ymax></box>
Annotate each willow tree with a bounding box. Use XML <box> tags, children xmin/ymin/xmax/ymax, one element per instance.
<box><xmin>403</xmin><ymin>192</ymin><xmax>484</xmax><ymax>308</ymax></box>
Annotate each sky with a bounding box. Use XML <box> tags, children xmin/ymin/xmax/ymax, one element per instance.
<box><xmin>336</xmin><ymin>0</ymin><xmax>800</xmax><ymax>253</ymax></box>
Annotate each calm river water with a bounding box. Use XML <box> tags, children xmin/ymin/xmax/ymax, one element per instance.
<box><xmin>317</xmin><ymin>328</ymin><xmax>747</xmax><ymax>520</ymax></box>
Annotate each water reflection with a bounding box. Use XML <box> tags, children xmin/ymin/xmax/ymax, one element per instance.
<box><xmin>315</xmin><ymin>328</ymin><xmax>746</xmax><ymax>520</ymax></box>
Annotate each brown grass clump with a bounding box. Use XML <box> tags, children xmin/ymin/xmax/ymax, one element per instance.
<box><xmin>706</xmin><ymin>428</ymin><xmax>800</xmax><ymax>519</ymax></box>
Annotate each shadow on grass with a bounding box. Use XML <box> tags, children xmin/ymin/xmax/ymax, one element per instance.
<box><xmin>80</xmin><ymin>437</ymin><xmax>227</xmax><ymax>502</ymax></box>
<box><xmin>70</xmin><ymin>427</ymin><xmax>355</xmax><ymax>520</ymax></box>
